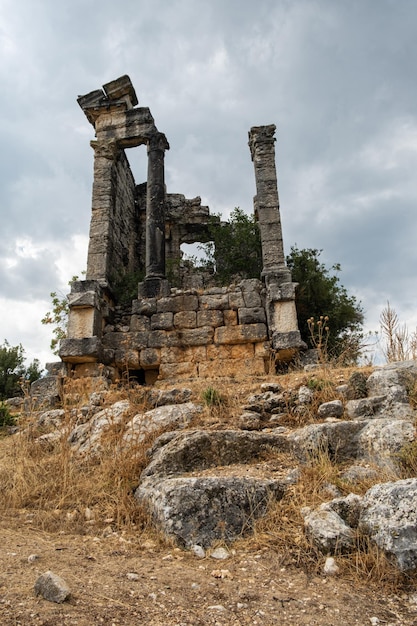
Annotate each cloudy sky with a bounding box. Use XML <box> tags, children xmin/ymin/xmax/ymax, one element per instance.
<box><xmin>1</xmin><ymin>0</ymin><xmax>416</xmax><ymax>367</ymax></box>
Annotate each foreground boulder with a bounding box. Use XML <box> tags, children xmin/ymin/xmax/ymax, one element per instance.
<box><xmin>137</xmin><ymin>475</ymin><xmax>285</xmax><ymax>547</ymax></box>
<box><xmin>359</xmin><ymin>478</ymin><xmax>417</xmax><ymax>571</ymax></box>
<box><xmin>136</xmin><ymin>429</ymin><xmax>291</xmax><ymax>547</ymax></box>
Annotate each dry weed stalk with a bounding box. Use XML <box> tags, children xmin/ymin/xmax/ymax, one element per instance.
<box><xmin>380</xmin><ymin>301</ymin><xmax>417</xmax><ymax>362</ymax></box>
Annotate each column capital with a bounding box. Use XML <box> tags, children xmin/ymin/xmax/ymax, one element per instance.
<box><xmin>148</xmin><ymin>132</ymin><xmax>170</xmax><ymax>153</ymax></box>
<box><xmin>90</xmin><ymin>139</ymin><xmax>120</xmax><ymax>160</ymax></box>
<box><xmin>248</xmin><ymin>124</ymin><xmax>276</xmax><ymax>159</ymax></box>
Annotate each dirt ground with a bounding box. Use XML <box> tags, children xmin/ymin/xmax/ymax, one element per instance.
<box><xmin>1</xmin><ymin>515</ymin><xmax>416</xmax><ymax>626</ymax></box>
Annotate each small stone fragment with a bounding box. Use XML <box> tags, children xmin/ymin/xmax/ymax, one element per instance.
<box><xmin>191</xmin><ymin>544</ymin><xmax>206</xmax><ymax>558</ymax></box>
<box><xmin>34</xmin><ymin>570</ymin><xmax>71</xmax><ymax>603</ymax></box>
<box><xmin>126</xmin><ymin>572</ymin><xmax>140</xmax><ymax>581</ymax></box>
<box><xmin>323</xmin><ymin>556</ymin><xmax>339</xmax><ymax>576</ymax></box>
<box><xmin>27</xmin><ymin>554</ymin><xmax>40</xmax><ymax>563</ymax></box>
<box><xmin>210</xmin><ymin>547</ymin><xmax>230</xmax><ymax>560</ymax></box>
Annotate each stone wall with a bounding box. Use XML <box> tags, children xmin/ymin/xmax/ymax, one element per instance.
<box><xmin>60</xmin><ymin>279</ymin><xmax>273</xmax><ymax>383</ymax></box>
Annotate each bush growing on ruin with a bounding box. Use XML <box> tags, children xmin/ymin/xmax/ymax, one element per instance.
<box><xmin>200</xmin><ymin>210</ymin><xmax>364</xmax><ymax>362</ymax></box>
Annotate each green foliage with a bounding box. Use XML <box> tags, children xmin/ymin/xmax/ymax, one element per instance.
<box><xmin>198</xmin><ymin>207</ymin><xmax>262</xmax><ymax>284</ymax></box>
<box><xmin>0</xmin><ymin>402</ymin><xmax>15</xmax><ymax>428</ymax></box>
<box><xmin>111</xmin><ymin>270</ymin><xmax>145</xmax><ymax>306</ymax></box>
<box><xmin>201</xmin><ymin>386</ymin><xmax>224</xmax><ymax>407</ymax></box>
<box><xmin>0</xmin><ymin>340</ymin><xmax>43</xmax><ymax>400</ymax></box>
<box><xmin>287</xmin><ymin>247</ymin><xmax>364</xmax><ymax>362</ymax></box>
<box><xmin>41</xmin><ymin>275</ymin><xmax>79</xmax><ymax>354</ymax></box>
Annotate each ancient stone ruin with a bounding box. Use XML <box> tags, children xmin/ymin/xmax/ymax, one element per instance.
<box><xmin>57</xmin><ymin>75</ymin><xmax>305</xmax><ymax>383</ymax></box>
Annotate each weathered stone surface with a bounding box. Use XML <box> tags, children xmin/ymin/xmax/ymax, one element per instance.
<box><xmin>298</xmin><ymin>385</ymin><xmax>313</xmax><ymax>405</ymax></box>
<box><xmin>146</xmin><ymin>388</ymin><xmax>192</xmax><ymax>407</ymax></box>
<box><xmin>141</xmin><ymin>429</ymin><xmax>290</xmax><ymax>478</ymax></box>
<box><xmin>214</xmin><ymin>324</ymin><xmax>267</xmax><ymax>345</ymax></box>
<box><xmin>30</xmin><ymin>376</ymin><xmax>62</xmax><ymax>409</ymax></box>
<box><xmin>160</xmin><ymin>345</ymin><xmax>206</xmax><ymax>364</ymax></box>
<box><xmin>238</xmin><ymin>411</ymin><xmax>262</xmax><ymax>430</ymax></box>
<box><xmin>151</xmin><ymin>312</ymin><xmax>174</xmax><ymax>330</ymax></box>
<box><xmin>159</xmin><ymin>362</ymin><xmax>198</xmax><ymax>379</ymax></box>
<box><xmin>238</xmin><ymin>307</ymin><xmax>266</xmax><ymax>324</ymax></box>
<box><xmin>130</xmin><ymin>315</ymin><xmax>151</xmax><ymax>332</ymax></box>
<box><xmin>124</xmin><ymin>403</ymin><xmax>202</xmax><ymax>443</ymax></box>
<box><xmin>345</xmin><ymin>396</ymin><xmax>386</xmax><ymax>419</ymax></box>
<box><xmin>356</xmin><ymin>418</ymin><xmax>415</xmax><ymax>463</ymax></box>
<box><xmin>132</xmin><ymin>298</ymin><xmax>157</xmax><ymax>316</ymax></box>
<box><xmin>136</xmin><ymin>475</ymin><xmax>286</xmax><ymax>547</ymax></box>
<box><xmin>59</xmin><ymin>337</ymin><xmax>102</xmax><ymax>363</ymax></box>
<box><xmin>34</xmin><ymin>571</ymin><xmax>71</xmax><ymax>603</ymax></box>
<box><xmin>157</xmin><ymin>294</ymin><xmax>199</xmax><ymax>313</ymax></box>
<box><xmin>173</xmin><ymin>311</ymin><xmax>196</xmax><ymax>329</ymax></box>
<box><xmin>68</xmin><ymin>400</ymin><xmax>130</xmax><ymax>454</ymax></box>
<box><xmin>196</xmin><ymin>310</ymin><xmax>224</xmax><ymax>328</ymax></box>
<box><xmin>302</xmin><ymin>505</ymin><xmax>356</xmax><ymax>554</ymax></box>
<box><xmin>176</xmin><ymin>327</ymin><xmax>214</xmax><ymax>346</ymax></box>
<box><xmin>317</xmin><ymin>400</ymin><xmax>344</xmax><ymax>419</ymax></box>
<box><xmin>139</xmin><ymin>348</ymin><xmax>160</xmax><ymax>369</ymax></box>
<box><xmin>288</xmin><ymin>421</ymin><xmax>364</xmax><ymax>462</ymax></box>
<box><xmin>199</xmin><ymin>294</ymin><xmax>230</xmax><ymax>310</ymax></box>
<box><xmin>359</xmin><ymin>478</ymin><xmax>417</xmax><ymax>571</ymax></box>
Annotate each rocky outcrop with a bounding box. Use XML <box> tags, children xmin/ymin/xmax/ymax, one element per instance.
<box><xmin>136</xmin><ymin>429</ymin><xmax>291</xmax><ymax>547</ymax></box>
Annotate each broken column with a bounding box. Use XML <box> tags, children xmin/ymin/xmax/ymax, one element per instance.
<box><xmin>248</xmin><ymin>124</ymin><xmax>305</xmax><ymax>360</ymax></box>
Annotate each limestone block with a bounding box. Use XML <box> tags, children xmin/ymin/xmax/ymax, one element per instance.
<box><xmin>151</xmin><ymin>312</ymin><xmax>174</xmax><ymax>330</ymax></box>
<box><xmin>67</xmin><ymin>307</ymin><xmax>101</xmax><ymax>339</ymax></box>
<box><xmin>242</xmin><ymin>290</ymin><xmax>262</xmax><ymax>308</ymax></box>
<box><xmin>71</xmin><ymin>363</ymin><xmax>117</xmax><ymax>380</ymax></box>
<box><xmin>255</xmin><ymin>342</ymin><xmax>271</xmax><ymax>357</ymax></box>
<box><xmin>177</xmin><ymin>327</ymin><xmax>214</xmax><ymax>346</ymax></box>
<box><xmin>206</xmin><ymin>344</ymin><xmax>254</xmax><ymax>361</ymax></box>
<box><xmin>214</xmin><ymin>324</ymin><xmax>268</xmax><ymax>345</ymax></box>
<box><xmin>30</xmin><ymin>376</ymin><xmax>62</xmax><ymax>409</ymax></box>
<box><xmin>130</xmin><ymin>332</ymin><xmax>149</xmax><ymax>350</ymax></box>
<box><xmin>223</xmin><ymin>309</ymin><xmax>238</xmax><ymax>326</ymax></box>
<box><xmin>238</xmin><ymin>307</ymin><xmax>266</xmax><ymax>324</ymax></box>
<box><xmin>132</xmin><ymin>298</ymin><xmax>157</xmax><ymax>316</ymax></box>
<box><xmin>157</xmin><ymin>294</ymin><xmax>199</xmax><ymax>313</ymax></box>
<box><xmin>269</xmin><ymin>300</ymin><xmax>298</xmax><ymax>333</ymax></box>
<box><xmin>228</xmin><ymin>291</ymin><xmax>245</xmax><ymax>309</ymax></box>
<box><xmin>196</xmin><ymin>310</ymin><xmax>224</xmax><ymax>328</ymax></box>
<box><xmin>174</xmin><ymin>311</ymin><xmax>196</xmax><ymax>329</ymax></box>
<box><xmin>140</xmin><ymin>348</ymin><xmax>161</xmax><ymax>370</ymax></box>
<box><xmin>130</xmin><ymin>315</ymin><xmax>151</xmax><ymax>332</ymax></box>
<box><xmin>159</xmin><ymin>362</ymin><xmax>198</xmax><ymax>379</ymax></box>
<box><xmin>148</xmin><ymin>330</ymin><xmax>181</xmax><ymax>348</ymax></box>
<box><xmin>199</xmin><ymin>293</ymin><xmax>230</xmax><ymax>310</ymax></box>
<box><xmin>34</xmin><ymin>570</ymin><xmax>71</xmax><ymax>603</ymax></box>
<box><xmin>115</xmin><ymin>348</ymin><xmax>140</xmax><ymax>369</ymax></box>
<box><xmin>160</xmin><ymin>345</ymin><xmax>206</xmax><ymax>364</ymax></box>
<box><xmin>59</xmin><ymin>337</ymin><xmax>102</xmax><ymax>363</ymax></box>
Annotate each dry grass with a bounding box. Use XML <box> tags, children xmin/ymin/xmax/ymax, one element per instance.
<box><xmin>1</xmin><ymin>362</ymin><xmax>416</xmax><ymax>591</ymax></box>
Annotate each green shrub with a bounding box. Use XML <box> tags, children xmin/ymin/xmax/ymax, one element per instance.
<box><xmin>0</xmin><ymin>402</ymin><xmax>15</xmax><ymax>428</ymax></box>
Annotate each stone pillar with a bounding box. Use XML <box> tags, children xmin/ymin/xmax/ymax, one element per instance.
<box><xmin>248</xmin><ymin>124</ymin><xmax>306</xmax><ymax>361</ymax></box>
<box><xmin>146</xmin><ymin>132</ymin><xmax>169</xmax><ymax>278</ymax></box>
<box><xmin>86</xmin><ymin>139</ymin><xmax>120</xmax><ymax>283</ymax></box>
<box><xmin>248</xmin><ymin>124</ymin><xmax>291</xmax><ymax>283</ymax></box>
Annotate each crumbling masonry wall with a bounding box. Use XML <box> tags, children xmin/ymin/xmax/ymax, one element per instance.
<box><xmin>57</xmin><ymin>76</ymin><xmax>305</xmax><ymax>383</ymax></box>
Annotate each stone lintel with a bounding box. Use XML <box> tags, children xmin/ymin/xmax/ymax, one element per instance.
<box><xmin>59</xmin><ymin>337</ymin><xmax>103</xmax><ymax>363</ymax></box>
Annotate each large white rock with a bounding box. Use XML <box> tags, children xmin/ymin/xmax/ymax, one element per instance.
<box><xmin>359</xmin><ymin>478</ymin><xmax>417</xmax><ymax>571</ymax></box>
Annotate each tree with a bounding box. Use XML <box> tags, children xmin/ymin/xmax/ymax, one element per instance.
<box><xmin>287</xmin><ymin>247</ymin><xmax>364</xmax><ymax>361</ymax></box>
<box><xmin>199</xmin><ymin>207</ymin><xmax>262</xmax><ymax>283</ymax></box>
<box><xmin>41</xmin><ymin>276</ymin><xmax>79</xmax><ymax>354</ymax></box>
<box><xmin>200</xmin><ymin>210</ymin><xmax>363</xmax><ymax>362</ymax></box>
<box><xmin>0</xmin><ymin>340</ymin><xmax>43</xmax><ymax>400</ymax></box>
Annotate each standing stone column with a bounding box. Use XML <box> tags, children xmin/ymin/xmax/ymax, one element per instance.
<box><xmin>248</xmin><ymin>124</ymin><xmax>291</xmax><ymax>283</ymax></box>
<box><xmin>248</xmin><ymin>124</ymin><xmax>305</xmax><ymax>360</ymax></box>
<box><xmin>144</xmin><ymin>132</ymin><xmax>170</xmax><ymax>296</ymax></box>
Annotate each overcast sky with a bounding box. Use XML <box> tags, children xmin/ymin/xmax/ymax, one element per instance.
<box><xmin>1</xmin><ymin>0</ymin><xmax>417</xmax><ymax>367</ymax></box>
